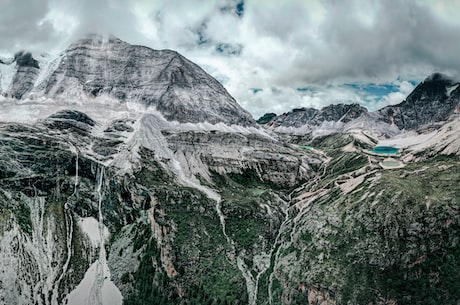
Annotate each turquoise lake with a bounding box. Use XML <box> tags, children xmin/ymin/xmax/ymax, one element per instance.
<box><xmin>369</xmin><ymin>146</ymin><xmax>399</xmax><ymax>154</ymax></box>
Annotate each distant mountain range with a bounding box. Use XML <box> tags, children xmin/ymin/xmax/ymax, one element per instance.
<box><xmin>259</xmin><ymin>72</ymin><xmax>460</xmax><ymax>138</ymax></box>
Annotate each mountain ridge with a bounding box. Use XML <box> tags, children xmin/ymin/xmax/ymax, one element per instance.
<box><xmin>1</xmin><ymin>33</ymin><xmax>255</xmax><ymax>126</ymax></box>
<box><xmin>0</xmin><ymin>35</ymin><xmax>459</xmax><ymax>305</ymax></box>
<box><xmin>260</xmin><ymin>72</ymin><xmax>460</xmax><ymax>137</ymax></box>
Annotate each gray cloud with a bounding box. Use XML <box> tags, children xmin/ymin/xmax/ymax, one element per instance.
<box><xmin>284</xmin><ymin>0</ymin><xmax>460</xmax><ymax>84</ymax></box>
<box><xmin>51</xmin><ymin>0</ymin><xmax>147</xmax><ymax>51</ymax></box>
<box><xmin>1</xmin><ymin>0</ymin><xmax>459</xmax><ymax>118</ymax></box>
<box><xmin>0</xmin><ymin>0</ymin><xmax>59</xmax><ymax>53</ymax></box>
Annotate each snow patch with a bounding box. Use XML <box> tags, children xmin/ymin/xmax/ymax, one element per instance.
<box><xmin>65</xmin><ymin>260</ymin><xmax>123</xmax><ymax>305</ymax></box>
<box><xmin>0</xmin><ymin>59</ymin><xmax>16</xmax><ymax>94</ymax></box>
<box><xmin>34</xmin><ymin>52</ymin><xmax>63</xmax><ymax>90</ymax></box>
<box><xmin>446</xmin><ymin>84</ymin><xmax>459</xmax><ymax>97</ymax></box>
<box><xmin>77</xmin><ymin>217</ymin><xmax>109</xmax><ymax>246</ymax></box>
<box><xmin>66</xmin><ymin>167</ymin><xmax>123</xmax><ymax>305</ymax></box>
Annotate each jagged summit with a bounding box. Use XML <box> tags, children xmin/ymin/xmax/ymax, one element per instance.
<box><xmin>379</xmin><ymin>73</ymin><xmax>460</xmax><ymax>130</ymax></box>
<box><xmin>261</xmin><ymin>73</ymin><xmax>460</xmax><ymax>136</ymax></box>
<box><xmin>268</xmin><ymin>103</ymin><xmax>368</xmax><ymax>129</ymax></box>
<box><xmin>423</xmin><ymin>72</ymin><xmax>458</xmax><ymax>83</ymax></box>
<box><xmin>1</xmin><ymin>33</ymin><xmax>255</xmax><ymax>126</ymax></box>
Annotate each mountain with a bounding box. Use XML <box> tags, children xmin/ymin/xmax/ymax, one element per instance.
<box><xmin>379</xmin><ymin>73</ymin><xmax>460</xmax><ymax>130</ymax></box>
<box><xmin>261</xmin><ymin>73</ymin><xmax>460</xmax><ymax>138</ymax></box>
<box><xmin>262</xmin><ymin>103</ymin><xmax>400</xmax><ymax>139</ymax></box>
<box><xmin>272</xmin><ymin>103</ymin><xmax>368</xmax><ymax>128</ymax></box>
<box><xmin>0</xmin><ymin>34</ymin><xmax>324</xmax><ymax>305</ymax></box>
<box><xmin>0</xmin><ymin>51</ymin><xmax>42</xmax><ymax>99</ymax></box>
<box><xmin>1</xmin><ymin>34</ymin><xmax>255</xmax><ymax>126</ymax></box>
<box><xmin>0</xmin><ymin>35</ymin><xmax>459</xmax><ymax>305</ymax></box>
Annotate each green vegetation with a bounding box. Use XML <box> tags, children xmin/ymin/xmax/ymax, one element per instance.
<box><xmin>325</xmin><ymin>152</ymin><xmax>368</xmax><ymax>176</ymax></box>
<box><xmin>163</xmin><ymin>187</ymin><xmax>248</xmax><ymax>303</ymax></box>
<box><xmin>224</xmin><ymin>199</ymin><xmax>267</xmax><ymax>249</ymax></box>
<box><xmin>211</xmin><ymin>170</ymin><xmax>283</xmax><ymax>251</ymax></box>
<box><xmin>283</xmin><ymin>156</ymin><xmax>460</xmax><ymax>304</ymax></box>
<box><xmin>136</xmin><ymin>148</ymin><xmax>173</xmax><ymax>186</ymax></box>
<box><xmin>130</xmin><ymin>163</ymin><xmax>251</xmax><ymax>304</ymax></box>
<box><xmin>124</xmin><ymin>226</ymin><xmax>171</xmax><ymax>305</ymax></box>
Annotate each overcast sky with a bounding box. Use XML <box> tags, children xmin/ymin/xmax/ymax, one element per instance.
<box><xmin>1</xmin><ymin>0</ymin><xmax>460</xmax><ymax>118</ymax></box>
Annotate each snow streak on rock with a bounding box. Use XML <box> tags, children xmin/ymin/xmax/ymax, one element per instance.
<box><xmin>65</xmin><ymin>167</ymin><xmax>122</xmax><ymax>305</ymax></box>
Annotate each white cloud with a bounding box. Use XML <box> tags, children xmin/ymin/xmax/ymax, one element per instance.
<box><xmin>377</xmin><ymin>81</ymin><xmax>416</xmax><ymax>109</ymax></box>
<box><xmin>1</xmin><ymin>0</ymin><xmax>460</xmax><ymax>119</ymax></box>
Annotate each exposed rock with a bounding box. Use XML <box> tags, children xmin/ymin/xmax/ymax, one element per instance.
<box><xmin>306</xmin><ymin>285</ymin><xmax>336</xmax><ymax>305</ymax></box>
<box><xmin>14</xmin><ymin>51</ymin><xmax>40</xmax><ymax>69</ymax></box>
<box><xmin>256</xmin><ymin>112</ymin><xmax>277</xmax><ymax>124</ymax></box>
<box><xmin>47</xmin><ymin>110</ymin><xmax>96</xmax><ymax>126</ymax></box>
<box><xmin>7</xmin><ymin>65</ymin><xmax>40</xmax><ymax>99</ymax></box>
<box><xmin>379</xmin><ymin>73</ymin><xmax>460</xmax><ymax>130</ymax></box>
<box><xmin>269</xmin><ymin>103</ymin><xmax>368</xmax><ymax>129</ymax></box>
<box><xmin>164</xmin><ymin>130</ymin><xmax>323</xmax><ymax>188</ymax></box>
<box><xmin>264</xmin><ymin>103</ymin><xmax>398</xmax><ymax>138</ymax></box>
<box><xmin>265</xmin><ymin>74</ymin><xmax>460</xmax><ymax>138</ymax></box>
<box><xmin>39</xmin><ymin>34</ymin><xmax>255</xmax><ymax>126</ymax></box>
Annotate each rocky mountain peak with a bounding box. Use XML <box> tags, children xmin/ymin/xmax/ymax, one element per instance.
<box><xmin>423</xmin><ymin>72</ymin><xmax>456</xmax><ymax>84</ymax></box>
<box><xmin>265</xmin><ymin>102</ymin><xmax>368</xmax><ymax>130</ymax></box>
<box><xmin>1</xmin><ymin>51</ymin><xmax>41</xmax><ymax>99</ymax></box>
<box><xmin>39</xmin><ymin>33</ymin><xmax>256</xmax><ymax>126</ymax></box>
<box><xmin>2</xmin><ymin>33</ymin><xmax>255</xmax><ymax>126</ymax></box>
<box><xmin>318</xmin><ymin>103</ymin><xmax>368</xmax><ymax>123</ymax></box>
<box><xmin>263</xmin><ymin>72</ymin><xmax>460</xmax><ymax>136</ymax></box>
<box><xmin>378</xmin><ymin>73</ymin><xmax>460</xmax><ymax>130</ymax></box>
<box><xmin>13</xmin><ymin>51</ymin><xmax>40</xmax><ymax>69</ymax></box>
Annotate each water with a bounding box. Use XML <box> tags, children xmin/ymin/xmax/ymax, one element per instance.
<box><xmin>369</xmin><ymin>146</ymin><xmax>399</xmax><ymax>154</ymax></box>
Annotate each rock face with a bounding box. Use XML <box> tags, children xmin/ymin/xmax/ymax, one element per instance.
<box><xmin>262</xmin><ymin>73</ymin><xmax>460</xmax><ymax>136</ymax></box>
<box><xmin>164</xmin><ymin>130</ymin><xmax>319</xmax><ymax>188</ymax></box>
<box><xmin>2</xmin><ymin>52</ymin><xmax>40</xmax><ymax>99</ymax></box>
<box><xmin>269</xmin><ymin>103</ymin><xmax>368</xmax><ymax>129</ymax></box>
<box><xmin>262</xmin><ymin>103</ymin><xmax>396</xmax><ymax>138</ymax></box>
<box><xmin>379</xmin><ymin>73</ymin><xmax>460</xmax><ymax>130</ymax></box>
<box><xmin>38</xmin><ymin>34</ymin><xmax>254</xmax><ymax>126</ymax></box>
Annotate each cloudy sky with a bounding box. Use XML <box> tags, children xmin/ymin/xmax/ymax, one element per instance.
<box><xmin>1</xmin><ymin>0</ymin><xmax>460</xmax><ymax>118</ymax></box>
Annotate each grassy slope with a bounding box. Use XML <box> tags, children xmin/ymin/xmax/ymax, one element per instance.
<box><xmin>273</xmin><ymin>133</ymin><xmax>460</xmax><ymax>305</ymax></box>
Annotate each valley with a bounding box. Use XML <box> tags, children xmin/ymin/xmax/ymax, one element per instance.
<box><xmin>0</xmin><ymin>34</ymin><xmax>459</xmax><ymax>305</ymax></box>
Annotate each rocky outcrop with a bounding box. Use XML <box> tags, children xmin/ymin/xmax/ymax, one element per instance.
<box><xmin>3</xmin><ymin>52</ymin><xmax>40</xmax><ymax>99</ymax></box>
<box><xmin>379</xmin><ymin>73</ymin><xmax>460</xmax><ymax>130</ymax></box>
<box><xmin>268</xmin><ymin>103</ymin><xmax>368</xmax><ymax>129</ymax></box>
<box><xmin>164</xmin><ymin>130</ymin><xmax>323</xmax><ymax>188</ymax></box>
<box><xmin>263</xmin><ymin>73</ymin><xmax>460</xmax><ymax>137</ymax></box>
